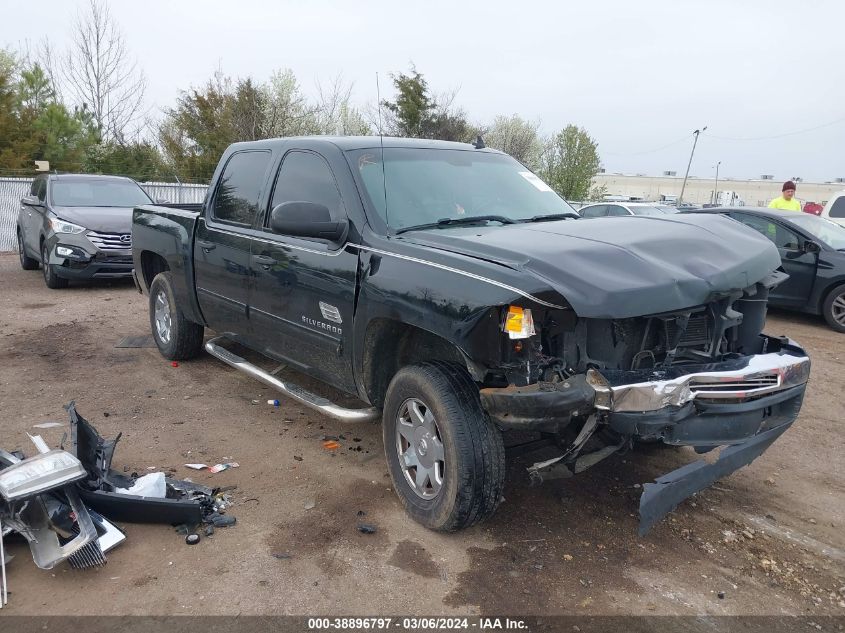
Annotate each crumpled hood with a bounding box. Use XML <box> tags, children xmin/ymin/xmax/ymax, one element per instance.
<box><xmin>399</xmin><ymin>214</ymin><xmax>782</xmax><ymax>318</ymax></box>
<box><xmin>52</xmin><ymin>206</ymin><xmax>133</xmax><ymax>234</ymax></box>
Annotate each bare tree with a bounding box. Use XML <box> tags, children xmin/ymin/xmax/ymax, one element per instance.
<box><xmin>62</xmin><ymin>0</ymin><xmax>146</xmax><ymax>142</ymax></box>
<box><xmin>314</xmin><ymin>75</ymin><xmax>370</xmax><ymax>136</ymax></box>
<box><xmin>483</xmin><ymin>115</ymin><xmax>543</xmax><ymax>168</ymax></box>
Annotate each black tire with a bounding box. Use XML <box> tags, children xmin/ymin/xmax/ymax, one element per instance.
<box><xmin>148</xmin><ymin>271</ymin><xmax>204</xmax><ymax>360</ymax></box>
<box><xmin>822</xmin><ymin>283</ymin><xmax>845</xmax><ymax>333</ymax></box>
<box><xmin>382</xmin><ymin>361</ymin><xmax>506</xmax><ymax>532</ymax></box>
<box><xmin>41</xmin><ymin>241</ymin><xmax>68</xmax><ymax>289</ymax></box>
<box><xmin>18</xmin><ymin>230</ymin><xmax>38</xmax><ymax>270</ymax></box>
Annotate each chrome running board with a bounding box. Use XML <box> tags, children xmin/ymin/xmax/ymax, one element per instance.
<box><xmin>205</xmin><ymin>337</ymin><xmax>380</xmax><ymax>423</ymax></box>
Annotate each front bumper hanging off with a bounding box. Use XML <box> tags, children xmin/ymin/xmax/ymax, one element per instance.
<box><xmin>482</xmin><ymin>335</ymin><xmax>811</xmax><ymax>534</ymax></box>
<box><xmin>592</xmin><ymin>336</ymin><xmax>811</xmax><ymax>534</ymax></box>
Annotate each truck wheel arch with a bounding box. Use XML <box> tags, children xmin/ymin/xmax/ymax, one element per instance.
<box><xmin>362</xmin><ymin>319</ymin><xmax>476</xmax><ymax>409</ymax></box>
<box><xmin>139</xmin><ymin>251</ymin><xmax>170</xmax><ymax>290</ymax></box>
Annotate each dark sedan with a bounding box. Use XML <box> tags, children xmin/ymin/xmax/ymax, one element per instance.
<box><xmin>687</xmin><ymin>207</ymin><xmax>845</xmax><ymax>332</ymax></box>
<box><xmin>17</xmin><ymin>174</ymin><xmax>153</xmax><ymax>288</ymax></box>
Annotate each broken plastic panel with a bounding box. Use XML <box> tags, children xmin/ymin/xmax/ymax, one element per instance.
<box><xmin>67</xmin><ymin>401</ymin><xmax>213</xmax><ymax>525</ymax></box>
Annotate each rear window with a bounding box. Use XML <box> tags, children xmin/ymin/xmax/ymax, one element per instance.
<box><xmin>51</xmin><ymin>179</ymin><xmax>151</xmax><ymax>207</ymax></box>
<box><xmin>830</xmin><ymin>196</ymin><xmax>845</xmax><ymax>219</ymax></box>
<box><xmin>212</xmin><ymin>151</ymin><xmax>272</xmax><ymax>225</ymax></box>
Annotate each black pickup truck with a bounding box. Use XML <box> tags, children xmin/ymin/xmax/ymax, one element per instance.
<box><xmin>132</xmin><ymin>136</ymin><xmax>811</xmax><ymax>534</ymax></box>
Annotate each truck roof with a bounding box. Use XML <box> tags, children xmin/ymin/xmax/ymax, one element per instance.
<box><xmin>227</xmin><ymin>135</ymin><xmax>502</xmax><ymax>153</ymax></box>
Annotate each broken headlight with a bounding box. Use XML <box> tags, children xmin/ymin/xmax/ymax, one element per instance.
<box><xmin>503</xmin><ymin>305</ymin><xmax>536</xmax><ymax>340</ymax></box>
<box><xmin>0</xmin><ymin>450</ymin><xmax>86</xmax><ymax>501</ymax></box>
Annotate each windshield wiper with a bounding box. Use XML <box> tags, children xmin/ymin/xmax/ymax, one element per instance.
<box><xmin>395</xmin><ymin>215</ymin><xmax>516</xmax><ymax>234</ymax></box>
<box><xmin>520</xmin><ymin>212</ymin><xmax>581</xmax><ymax>223</ymax></box>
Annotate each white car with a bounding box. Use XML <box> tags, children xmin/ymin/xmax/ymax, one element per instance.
<box><xmin>578</xmin><ymin>202</ymin><xmax>679</xmax><ymax>218</ymax></box>
<box><xmin>821</xmin><ymin>190</ymin><xmax>845</xmax><ymax>227</ymax></box>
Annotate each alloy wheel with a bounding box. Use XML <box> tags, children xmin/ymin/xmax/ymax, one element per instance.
<box><xmin>395</xmin><ymin>398</ymin><xmax>446</xmax><ymax>499</ymax></box>
<box><xmin>154</xmin><ymin>289</ymin><xmax>173</xmax><ymax>344</ymax></box>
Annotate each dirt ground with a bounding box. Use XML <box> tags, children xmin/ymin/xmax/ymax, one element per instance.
<box><xmin>0</xmin><ymin>251</ymin><xmax>843</xmax><ymax>617</ymax></box>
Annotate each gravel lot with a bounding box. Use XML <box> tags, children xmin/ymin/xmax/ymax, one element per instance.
<box><xmin>0</xmin><ymin>251</ymin><xmax>843</xmax><ymax>616</ymax></box>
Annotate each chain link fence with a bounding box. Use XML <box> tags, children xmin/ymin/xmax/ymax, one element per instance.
<box><xmin>0</xmin><ymin>176</ymin><xmax>208</xmax><ymax>252</ymax></box>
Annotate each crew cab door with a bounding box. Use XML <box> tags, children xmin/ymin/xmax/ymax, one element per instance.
<box><xmin>730</xmin><ymin>212</ymin><xmax>818</xmax><ymax>306</ymax></box>
<box><xmin>248</xmin><ymin>149</ymin><xmax>359</xmax><ymax>392</ymax></box>
<box><xmin>194</xmin><ymin>150</ymin><xmax>273</xmax><ymax>336</ymax></box>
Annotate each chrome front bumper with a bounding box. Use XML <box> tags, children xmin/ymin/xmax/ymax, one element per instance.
<box><xmin>587</xmin><ymin>340</ymin><xmax>811</xmax><ymax>413</ymax></box>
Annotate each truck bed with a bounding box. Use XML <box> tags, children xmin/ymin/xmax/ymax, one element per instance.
<box><xmin>131</xmin><ymin>203</ymin><xmax>204</xmax><ymax>325</ymax></box>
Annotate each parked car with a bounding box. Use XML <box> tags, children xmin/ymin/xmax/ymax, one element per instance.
<box><xmin>578</xmin><ymin>202</ymin><xmax>678</xmax><ymax>218</ymax></box>
<box><xmin>802</xmin><ymin>201</ymin><xmax>823</xmax><ymax>216</ymax></box>
<box><xmin>686</xmin><ymin>207</ymin><xmax>845</xmax><ymax>332</ymax></box>
<box><xmin>821</xmin><ymin>190</ymin><xmax>845</xmax><ymax>227</ymax></box>
<box><xmin>132</xmin><ymin>137</ymin><xmax>809</xmax><ymax>534</ymax></box>
<box><xmin>17</xmin><ymin>174</ymin><xmax>152</xmax><ymax>288</ymax></box>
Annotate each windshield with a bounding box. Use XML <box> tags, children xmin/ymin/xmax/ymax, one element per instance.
<box><xmin>789</xmin><ymin>214</ymin><xmax>845</xmax><ymax>250</ymax></box>
<box><xmin>347</xmin><ymin>148</ymin><xmax>576</xmax><ymax>230</ymax></box>
<box><xmin>51</xmin><ymin>179</ymin><xmax>152</xmax><ymax>207</ymax></box>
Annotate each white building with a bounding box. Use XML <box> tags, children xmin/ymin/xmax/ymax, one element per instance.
<box><xmin>593</xmin><ymin>172</ymin><xmax>844</xmax><ymax>207</ymax></box>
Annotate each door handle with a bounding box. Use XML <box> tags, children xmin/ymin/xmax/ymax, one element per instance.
<box><xmin>197</xmin><ymin>240</ymin><xmax>216</xmax><ymax>251</ymax></box>
<box><xmin>251</xmin><ymin>254</ymin><xmax>277</xmax><ymax>269</ymax></box>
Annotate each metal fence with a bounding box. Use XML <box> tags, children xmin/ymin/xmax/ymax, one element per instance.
<box><xmin>0</xmin><ymin>177</ymin><xmax>208</xmax><ymax>252</ymax></box>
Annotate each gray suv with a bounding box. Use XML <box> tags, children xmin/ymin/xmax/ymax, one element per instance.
<box><xmin>17</xmin><ymin>174</ymin><xmax>153</xmax><ymax>288</ymax></box>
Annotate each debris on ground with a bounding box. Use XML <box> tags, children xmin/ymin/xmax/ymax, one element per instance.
<box><xmin>0</xmin><ymin>400</ymin><xmax>240</xmax><ymax>605</ymax></box>
<box><xmin>32</xmin><ymin>421</ymin><xmax>63</xmax><ymax>429</ymax></box>
<box><xmin>184</xmin><ymin>462</ymin><xmax>239</xmax><ymax>473</ymax></box>
<box><xmin>357</xmin><ymin>523</ymin><xmax>377</xmax><ymax>534</ymax></box>
<box><xmin>115</xmin><ymin>472</ymin><xmax>166</xmax><ymax>497</ymax></box>
<box><xmin>322</xmin><ymin>440</ymin><xmax>341</xmax><ymax>451</ymax></box>
<box><xmin>304</xmin><ymin>499</ymin><xmax>316</xmax><ymax>510</ymax></box>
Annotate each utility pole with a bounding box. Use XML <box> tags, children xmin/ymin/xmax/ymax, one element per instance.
<box><xmin>678</xmin><ymin>126</ymin><xmax>707</xmax><ymax>206</ymax></box>
<box><xmin>712</xmin><ymin>161</ymin><xmax>721</xmax><ymax>205</ymax></box>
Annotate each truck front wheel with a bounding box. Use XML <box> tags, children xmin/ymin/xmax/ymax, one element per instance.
<box><xmin>382</xmin><ymin>362</ymin><xmax>506</xmax><ymax>531</ymax></box>
<box><xmin>148</xmin><ymin>272</ymin><xmax>204</xmax><ymax>360</ymax></box>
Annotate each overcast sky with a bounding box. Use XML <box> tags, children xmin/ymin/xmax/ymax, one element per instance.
<box><xmin>3</xmin><ymin>0</ymin><xmax>843</xmax><ymax>182</ymax></box>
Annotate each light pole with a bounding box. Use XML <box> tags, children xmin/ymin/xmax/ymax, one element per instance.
<box><xmin>678</xmin><ymin>126</ymin><xmax>707</xmax><ymax>206</ymax></box>
<box><xmin>712</xmin><ymin>161</ymin><xmax>721</xmax><ymax>205</ymax></box>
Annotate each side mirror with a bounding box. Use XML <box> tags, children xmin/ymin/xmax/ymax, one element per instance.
<box><xmin>269</xmin><ymin>201</ymin><xmax>347</xmax><ymax>242</ymax></box>
<box><xmin>22</xmin><ymin>195</ymin><xmax>42</xmax><ymax>207</ymax></box>
<box><xmin>804</xmin><ymin>240</ymin><xmax>821</xmax><ymax>254</ymax></box>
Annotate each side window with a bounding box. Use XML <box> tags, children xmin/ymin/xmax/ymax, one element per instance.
<box><xmin>580</xmin><ymin>205</ymin><xmax>607</xmax><ymax>218</ymax></box>
<box><xmin>606</xmin><ymin>205</ymin><xmax>630</xmax><ymax>216</ymax></box>
<box><xmin>830</xmin><ymin>196</ymin><xmax>845</xmax><ymax>218</ymax></box>
<box><xmin>732</xmin><ymin>213</ymin><xmax>801</xmax><ymax>250</ymax></box>
<box><xmin>267</xmin><ymin>151</ymin><xmax>344</xmax><ymax>227</ymax></box>
<box><xmin>211</xmin><ymin>151</ymin><xmax>271</xmax><ymax>226</ymax></box>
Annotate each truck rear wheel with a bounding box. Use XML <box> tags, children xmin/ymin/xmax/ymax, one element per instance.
<box><xmin>382</xmin><ymin>361</ymin><xmax>505</xmax><ymax>532</ymax></box>
<box><xmin>149</xmin><ymin>272</ymin><xmax>204</xmax><ymax>360</ymax></box>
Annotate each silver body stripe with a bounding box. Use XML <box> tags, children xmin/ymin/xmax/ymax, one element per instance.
<box><xmin>350</xmin><ymin>244</ymin><xmax>566</xmax><ymax>310</ymax></box>
<box><xmin>203</xmin><ymin>226</ymin><xmax>565</xmax><ymax>309</ymax></box>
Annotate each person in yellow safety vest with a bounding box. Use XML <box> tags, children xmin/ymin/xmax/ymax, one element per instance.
<box><xmin>768</xmin><ymin>181</ymin><xmax>801</xmax><ymax>211</ymax></box>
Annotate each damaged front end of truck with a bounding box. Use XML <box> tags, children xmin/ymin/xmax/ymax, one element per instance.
<box><xmin>477</xmin><ymin>270</ymin><xmax>811</xmax><ymax>534</ymax></box>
